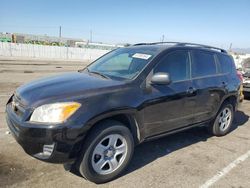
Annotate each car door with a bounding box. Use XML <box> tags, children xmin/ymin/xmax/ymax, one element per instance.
<box><xmin>143</xmin><ymin>50</ymin><xmax>197</xmax><ymax>137</ymax></box>
<box><xmin>191</xmin><ymin>50</ymin><xmax>223</xmax><ymax>123</ymax></box>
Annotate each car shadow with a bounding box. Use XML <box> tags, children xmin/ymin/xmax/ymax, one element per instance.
<box><xmin>124</xmin><ymin>110</ymin><xmax>249</xmax><ymax>176</ymax></box>
<box><xmin>231</xmin><ymin>110</ymin><xmax>249</xmax><ymax>131</ymax></box>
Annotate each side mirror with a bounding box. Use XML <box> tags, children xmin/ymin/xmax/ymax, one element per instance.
<box><xmin>151</xmin><ymin>72</ymin><xmax>171</xmax><ymax>85</ymax></box>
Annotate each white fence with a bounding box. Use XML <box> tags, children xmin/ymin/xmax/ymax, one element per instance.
<box><xmin>0</xmin><ymin>42</ymin><xmax>110</xmax><ymax>61</ymax></box>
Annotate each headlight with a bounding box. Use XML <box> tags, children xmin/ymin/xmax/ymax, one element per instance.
<box><xmin>30</xmin><ymin>102</ymin><xmax>81</xmax><ymax>123</ymax></box>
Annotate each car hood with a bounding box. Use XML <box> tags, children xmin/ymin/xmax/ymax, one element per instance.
<box><xmin>15</xmin><ymin>72</ymin><xmax>125</xmax><ymax>107</ymax></box>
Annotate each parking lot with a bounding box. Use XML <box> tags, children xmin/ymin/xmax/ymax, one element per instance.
<box><xmin>0</xmin><ymin>57</ymin><xmax>250</xmax><ymax>188</ymax></box>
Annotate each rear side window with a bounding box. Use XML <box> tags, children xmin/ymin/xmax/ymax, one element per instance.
<box><xmin>217</xmin><ymin>54</ymin><xmax>232</xmax><ymax>73</ymax></box>
<box><xmin>191</xmin><ymin>51</ymin><xmax>217</xmax><ymax>78</ymax></box>
<box><xmin>154</xmin><ymin>50</ymin><xmax>190</xmax><ymax>82</ymax></box>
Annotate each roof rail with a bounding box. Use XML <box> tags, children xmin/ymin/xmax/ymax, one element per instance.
<box><xmin>133</xmin><ymin>42</ymin><xmax>180</xmax><ymax>46</ymax></box>
<box><xmin>176</xmin><ymin>42</ymin><xmax>227</xmax><ymax>53</ymax></box>
<box><xmin>133</xmin><ymin>42</ymin><xmax>227</xmax><ymax>53</ymax></box>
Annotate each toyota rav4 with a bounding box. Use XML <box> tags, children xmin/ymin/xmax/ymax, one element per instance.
<box><xmin>6</xmin><ymin>42</ymin><xmax>241</xmax><ymax>183</ymax></box>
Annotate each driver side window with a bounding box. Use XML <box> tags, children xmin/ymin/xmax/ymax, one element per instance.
<box><xmin>154</xmin><ymin>50</ymin><xmax>190</xmax><ymax>82</ymax></box>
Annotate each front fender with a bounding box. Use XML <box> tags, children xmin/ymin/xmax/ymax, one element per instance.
<box><xmin>84</xmin><ymin>108</ymin><xmax>145</xmax><ymax>144</ymax></box>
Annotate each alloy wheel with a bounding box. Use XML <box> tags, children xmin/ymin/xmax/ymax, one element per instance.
<box><xmin>91</xmin><ymin>134</ymin><xmax>128</xmax><ymax>175</ymax></box>
<box><xmin>218</xmin><ymin>107</ymin><xmax>232</xmax><ymax>132</ymax></box>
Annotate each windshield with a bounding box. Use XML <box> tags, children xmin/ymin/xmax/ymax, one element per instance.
<box><xmin>87</xmin><ymin>47</ymin><xmax>158</xmax><ymax>80</ymax></box>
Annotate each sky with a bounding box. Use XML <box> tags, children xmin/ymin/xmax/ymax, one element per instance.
<box><xmin>0</xmin><ymin>0</ymin><xmax>250</xmax><ymax>48</ymax></box>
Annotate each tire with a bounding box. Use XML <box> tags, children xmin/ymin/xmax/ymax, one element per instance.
<box><xmin>75</xmin><ymin>120</ymin><xmax>134</xmax><ymax>184</ymax></box>
<box><xmin>208</xmin><ymin>102</ymin><xmax>234</xmax><ymax>136</ymax></box>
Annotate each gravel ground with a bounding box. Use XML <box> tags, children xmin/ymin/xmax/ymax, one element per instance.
<box><xmin>0</xmin><ymin>57</ymin><xmax>250</xmax><ymax>188</ymax></box>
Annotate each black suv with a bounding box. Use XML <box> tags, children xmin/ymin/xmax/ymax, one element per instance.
<box><xmin>6</xmin><ymin>42</ymin><xmax>241</xmax><ymax>183</ymax></box>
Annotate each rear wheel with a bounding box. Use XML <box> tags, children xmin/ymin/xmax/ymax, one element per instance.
<box><xmin>209</xmin><ymin>102</ymin><xmax>234</xmax><ymax>136</ymax></box>
<box><xmin>75</xmin><ymin>120</ymin><xmax>134</xmax><ymax>184</ymax></box>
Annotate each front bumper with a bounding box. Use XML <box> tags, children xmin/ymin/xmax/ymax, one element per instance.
<box><xmin>6</xmin><ymin>103</ymin><xmax>86</xmax><ymax>164</ymax></box>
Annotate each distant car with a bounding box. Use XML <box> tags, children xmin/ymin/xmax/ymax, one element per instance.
<box><xmin>6</xmin><ymin>42</ymin><xmax>241</xmax><ymax>184</ymax></box>
<box><xmin>236</xmin><ymin>70</ymin><xmax>244</xmax><ymax>101</ymax></box>
<box><xmin>242</xmin><ymin>74</ymin><xmax>250</xmax><ymax>97</ymax></box>
<box><xmin>240</xmin><ymin>60</ymin><xmax>250</xmax><ymax>97</ymax></box>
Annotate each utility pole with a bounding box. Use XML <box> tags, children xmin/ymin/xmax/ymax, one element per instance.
<box><xmin>229</xmin><ymin>43</ymin><xmax>232</xmax><ymax>52</ymax></box>
<box><xmin>161</xmin><ymin>34</ymin><xmax>165</xmax><ymax>42</ymax></box>
<box><xmin>59</xmin><ymin>26</ymin><xmax>62</xmax><ymax>38</ymax></box>
<box><xmin>59</xmin><ymin>26</ymin><xmax>62</xmax><ymax>44</ymax></box>
<box><xmin>90</xmin><ymin>30</ymin><xmax>92</xmax><ymax>43</ymax></box>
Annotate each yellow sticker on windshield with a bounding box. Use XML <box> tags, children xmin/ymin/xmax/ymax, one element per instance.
<box><xmin>132</xmin><ymin>53</ymin><xmax>152</xmax><ymax>60</ymax></box>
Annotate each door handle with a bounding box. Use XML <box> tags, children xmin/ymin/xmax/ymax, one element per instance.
<box><xmin>187</xmin><ymin>87</ymin><xmax>197</xmax><ymax>95</ymax></box>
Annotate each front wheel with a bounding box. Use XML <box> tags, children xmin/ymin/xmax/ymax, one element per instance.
<box><xmin>209</xmin><ymin>102</ymin><xmax>234</xmax><ymax>136</ymax></box>
<box><xmin>76</xmin><ymin>120</ymin><xmax>134</xmax><ymax>184</ymax></box>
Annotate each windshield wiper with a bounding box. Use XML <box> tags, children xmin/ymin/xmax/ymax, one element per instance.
<box><xmin>88</xmin><ymin>70</ymin><xmax>110</xmax><ymax>79</ymax></box>
<box><xmin>80</xmin><ymin>67</ymin><xmax>110</xmax><ymax>79</ymax></box>
<box><xmin>85</xmin><ymin>67</ymin><xmax>90</xmax><ymax>72</ymax></box>
<box><xmin>77</xmin><ymin>67</ymin><xmax>87</xmax><ymax>73</ymax></box>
